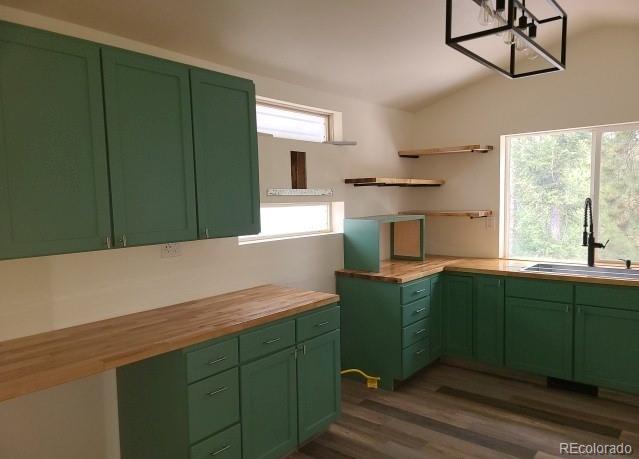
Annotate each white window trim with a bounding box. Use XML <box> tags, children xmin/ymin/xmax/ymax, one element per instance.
<box><xmin>238</xmin><ymin>202</ymin><xmax>334</xmax><ymax>244</ymax></box>
<box><xmin>502</xmin><ymin>121</ymin><xmax>639</xmax><ymax>264</ymax></box>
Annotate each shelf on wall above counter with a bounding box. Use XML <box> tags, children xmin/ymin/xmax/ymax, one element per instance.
<box><xmin>345</xmin><ymin>177</ymin><xmax>445</xmax><ymax>187</ymax></box>
<box><xmin>398</xmin><ymin>144</ymin><xmax>493</xmax><ymax>158</ymax></box>
<box><xmin>400</xmin><ymin>210</ymin><xmax>493</xmax><ymax>219</ymax></box>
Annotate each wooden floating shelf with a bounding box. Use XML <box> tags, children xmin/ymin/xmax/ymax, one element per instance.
<box><xmin>398</xmin><ymin>144</ymin><xmax>493</xmax><ymax>158</ymax></box>
<box><xmin>400</xmin><ymin>209</ymin><xmax>493</xmax><ymax>219</ymax></box>
<box><xmin>345</xmin><ymin>177</ymin><xmax>445</xmax><ymax>187</ymax></box>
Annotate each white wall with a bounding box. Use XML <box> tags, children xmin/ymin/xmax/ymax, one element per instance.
<box><xmin>0</xmin><ymin>6</ymin><xmax>417</xmax><ymax>459</ymax></box>
<box><xmin>406</xmin><ymin>26</ymin><xmax>639</xmax><ymax>258</ymax></box>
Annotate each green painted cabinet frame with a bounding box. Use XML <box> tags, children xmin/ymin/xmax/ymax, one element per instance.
<box><xmin>118</xmin><ymin>303</ymin><xmax>341</xmax><ymax>459</ymax></box>
<box><xmin>190</xmin><ymin>69</ymin><xmax>260</xmax><ymax>239</ymax></box>
<box><xmin>444</xmin><ymin>274</ymin><xmax>474</xmax><ymax>359</ymax></box>
<box><xmin>0</xmin><ymin>21</ymin><xmax>112</xmax><ymax>259</ymax></box>
<box><xmin>474</xmin><ymin>276</ymin><xmax>504</xmax><ymax>366</ymax></box>
<box><xmin>102</xmin><ymin>47</ymin><xmax>198</xmax><ymax>247</ymax></box>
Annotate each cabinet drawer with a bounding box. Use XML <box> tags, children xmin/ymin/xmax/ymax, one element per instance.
<box><xmin>240</xmin><ymin>320</ymin><xmax>295</xmax><ymax>362</ymax></box>
<box><xmin>188</xmin><ymin>368</ymin><xmax>240</xmax><ymax>444</ymax></box>
<box><xmin>402</xmin><ymin>338</ymin><xmax>429</xmax><ymax>379</ymax></box>
<box><xmin>575</xmin><ymin>284</ymin><xmax>639</xmax><ymax>311</ymax></box>
<box><xmin>402</xmin><ymin>318</ymin><xmax>429</xmax><ymax>348</ymax></box>
<box><xmin>297</xmin><ymin>305</ymin><xmax>340</xmax><ymax>342</ymax></box>
<box><xmin>401</xmin><ymin>278</ymin><xmax>430</xmax><ymax>304</ymax></box>
<box><xmin>190</xmin><ymin>424</ymin><xmax>241</xmax><ymax>459</ymax></box>
<box><xmin>506</xmin><ymin>278</ymin><xmax>573</xmax><ymax>303</ymax></box>
<box><xmin>402</xmin><ymin>296</ymin><xmax>430</xmax><ymax>326</ymax></box>
<box><xmin>186</xmin><ymin>338</ymin><xmax>238</xmax><ymax>383</ymax></box>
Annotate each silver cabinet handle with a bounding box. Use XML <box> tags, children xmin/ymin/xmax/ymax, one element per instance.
<box><xmin>206</xmin><ymin>386</ymin><xmax>228</xmax><ymax>397</ymax></box>
<box><xmin>416</xmin><ymin>349</ymin><xmax>426</xmax><ymax>355</ymax></box>
<box><xmin>415</xmin><ymin>289</ymin><xmax>426</xmax><ymax>294</ymax></box>
<box><xmin>314</xmin><ymin>321</ymin><xmax>330</xmax><ymax>328</ymax></box>
<box><xmin>105</xmin><ymin>236</ymin><xmax>112</xmax><ymax>249</ymax></box>
<box><xmin>264</xmin><ymin>337</ymin><xmax>281</xmax><ymax>345</ymax></box>
<box><xmin>205</xmin><ymin>227</ymin><xmax>210</xmax><ymax>239</ymax></box>
<box><xmin>207</xmin><ymin>356</ymin><xmax>227</xmax><ymax>366</ymax></box>
<box><xmin>209</xmin><ymin>445</ymin><xmax>231</xmax><ymax>456</ymax></box>
<box><xmin>301</xmin><ymin>344</ymin><xmax>307</xmax><ymax>355</ymax></box>
<box><xmin>415</xmin><ymin>307</ymin><xmax>426</xmax><ymax>313</ymax></box>
<box><xmin>121</xmin><ymin>235</ymin><xmax>127</xmax><ymax>247</ymax></box>
<box><xmin>415</xmin><ymin>328</ymin><xmax>426</xmax><ymax>335</ymax></box>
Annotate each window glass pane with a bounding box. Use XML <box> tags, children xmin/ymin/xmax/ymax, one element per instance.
<box><xmin>508</xmin><ymin>131</ymin><xmax>592</xmax><ymax>261</ymax></box>
<box><xmin>599</xmin><ymin>129</ymin><xmax>639</xmax><ymax>261</ymax></box>
<box><xmin>256</xmin><ymin>103</ymin><xmax>328</xmax><ymax>142</ymax></box>
<box><xmin>240</xmin><ymin>204</ymin><xmax>331</xmax><ymax>241</ymax></box>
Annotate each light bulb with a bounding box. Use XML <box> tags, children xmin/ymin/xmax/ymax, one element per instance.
<box><xmin>524</xmin><ymin>48</ymin><xmax>540</xmax><ymax>61</ymax></box>
<box><xmin>515</xmin><ymin>37</ymin><xmax>527</xmax><ymax>52</ymax></box>
<box><xmin>478</xmin><ymin>0</ymin><xmax>495</xmax><ymax>26</ymax></box>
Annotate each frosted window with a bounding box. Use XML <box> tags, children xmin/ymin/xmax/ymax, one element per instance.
<box><xmin>257</xmin><ymin>103</ymin><xmax>328</xmax><ymax>143</ymax></box>
<box><xmin>239</xmin><ymin>204</ymin><xmax>332</xmax><ymax>242</ymax></box>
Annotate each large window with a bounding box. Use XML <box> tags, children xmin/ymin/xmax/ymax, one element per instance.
<box><xmin>238</xmin><ymin>203</ymin><xmax>335</xmax><ymax>243</ymax></box>
<box><xmin>256</xmin><ymin>101</ymin><xmax>330</xmax><ymax>143</ymax></box>
<box><xmin>504</xmin><ymin>122</ymin><xmax>639</xmax><ymax>263</ymax></box>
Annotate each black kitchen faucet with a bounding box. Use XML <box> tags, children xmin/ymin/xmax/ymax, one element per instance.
<box><xmin>582</xmin><ymin>198</ymin><xmax>608</xmax><ymax>267</ymax></box>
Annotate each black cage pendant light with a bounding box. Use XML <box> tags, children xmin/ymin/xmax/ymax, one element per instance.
<box><xmin>446</xmin><ymin>0</ymin><xmax>567</xmax><ymax>78</ymax></box>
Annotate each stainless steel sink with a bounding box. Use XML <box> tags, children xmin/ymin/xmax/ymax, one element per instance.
<box><xmin>522</xmin><ymin>263</ymin><xmax>639</xmax><ymax>280</ymax></box>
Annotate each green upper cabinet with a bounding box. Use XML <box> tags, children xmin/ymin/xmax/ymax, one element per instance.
<box><xmin>102</xmin><ymin>48</ymin><xmax>197</xmax><ymax>247</ymax></box>
<box><xmin>0</xmin><ymin>22</ymin><xmax>112</xmax><ymax>259</ymax></box>
<box><xmin>241</xmin><ymin>347</ymin><xmax>298</xmax><ymax>459</ymax></box>
<box><xmin>505</xmin><ymin>297</ymin><xmax>573</xmax><ymax>380</ymax></box>
<box><xmin>444</xmin><ymin>274</ymin><xmax>474</xmax><ymax>359</ymax></box>
<box><xmin>474</xmin><ymin>276</ymin><xmax>504</xmax><ymax>366</ymax></box>
<box><xmin>574</xmin><ymin>305</ymin><xmax>639</xmax><ymax>394</ymax></box>
<box><xmin>190</xmin><ymin>69</ymin><xmax>260</xmax><ymax>239</ymax></box>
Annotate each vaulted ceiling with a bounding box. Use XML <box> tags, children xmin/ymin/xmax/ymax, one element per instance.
<box><xmin>2</xmin><ymin>0</ymin><xmax>638</xmax><ymax>111</ymax></box>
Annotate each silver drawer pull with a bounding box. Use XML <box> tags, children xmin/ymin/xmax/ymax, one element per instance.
<box><xmin>414</xmin><ymin>288</ymin><xmax>426</xmax><ymax>294</ymax></box>
<box><xmin>314</xmin><ymin>321</ymin><xmax>330</xmax><ymax>327</ymax></box>
<box><xmin>414</xmin><ymin>307</ymin><xmax>426</xmax><ymax>313</ymax></box>
<box><xmin>415</xmin><ymin>329</ymin><xmax>426</xmax><ymax>335</ymax></box>
<box><xmin>206</xmin><ymin>386</ymin><xmax>228</xmax><ymax>397</ymax></box>
<box><xmin>415</xmin><ymin>349</ymin><xmax>426</xmax><ymax>355</ymax></box>
<box><xmin>207</xmin><ymin>356</ymin><xmax>227</xmax><ymax>366</ymax></box>
<box><xmin>209</xmin><ymin>444</ymin><xmax>231</xmax><ymax>456</ymax></box>
<box><xmin>264</xmin><ymin>337</ymin><xmax>281</xmax><ymax>345</ymax></box>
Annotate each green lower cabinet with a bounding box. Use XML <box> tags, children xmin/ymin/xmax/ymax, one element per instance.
<box><xmin>574</xmin><ymin>305</ymin><xmax>639</xmax><ymax>394</ymax></box>
<box><xmin>474</xmin><ymin>276</ymin><xmax>504</xmax><ymax>366</ymax></box>
<box><xmin>241</xmin><ymin>346</ymin><xmax>299</xmax><ymax>459</ymax></box>
<box><xmin>429</xmin><ymin>276</ymin><xmax>444</xmax><ymax>361</ymax></box>
<box><xmin>297</xmin><ymin>330</ymin><xmax>341</xmax><ymax>443</ymax></box>
<box><xmin>505</xmin><ymin>297</ymin><xmax>573</xmax><ymax>379</ymax></box>
<box><xmin>444</xmin><ymin>275</ymin><xmax>474</xmax><ymax>358</ymax></box>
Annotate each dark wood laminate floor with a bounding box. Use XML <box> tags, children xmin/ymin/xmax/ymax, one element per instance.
<box><xmin>288</xmin><ymin>363</ymin><xmax>639</xmax><ymax>458</ymax></box>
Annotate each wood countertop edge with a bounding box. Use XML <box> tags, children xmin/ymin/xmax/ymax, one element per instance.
<box><xmin>0</xmin><ymin>286</ymin><xmax>339</xmax><ymax>403</ymax></box>
<box><xmin>336</xmin><ymin>259</ymin><xmax>639</xmax><ymax>287</ymax></box>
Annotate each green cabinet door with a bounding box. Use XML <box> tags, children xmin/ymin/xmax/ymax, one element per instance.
<box><xmin>444</xmin><ymin>275</ymin><xmax>474</xmax><ymax>358</ymax></box>
<box><xmin>505</xmin><ymin>298</ymin><xmax>573</xmax><ymax>379</ymax></box>
<box><xmin>297</xmin><ymin>329</ymin><xmax>341</xmax><ymax>443</ymax></box>
<box><xmin>429</xmin><ymin>275</ymin><xmax>443</xmax><ymax>361</ymax></box>
<box><xmin>575</xmin><ymin>305</ymin><xmax>639</xmax><ymax>394</ymax></box>
<box><xmin>474</xmin><ymin>276</ymin><xmax>504</xmax><ymax>366</ymax></box>
<box><xmin>190</xmin><ymin>69</ymin><xmax>260</xmax><ymax>239</ymax></box>
<box><xmin>241</xmin><ymin>347</ymin><xmax>298</xmax><ymax>459</ymax></box>
<box><xmin>102</xmin><ymin>48</ymin><xmax>197</xmax><ymax>247</ymax></box>
<box><xmin>0</xmin><ymin>22</ymin><xmax>111</xmax><ymax>259</ymax></box>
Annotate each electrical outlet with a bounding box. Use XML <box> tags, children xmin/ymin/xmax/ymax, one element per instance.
<box><xmin>160</xmin><ymin>243</ymin><xmax>181</xmax><ymax>258</ymax></box>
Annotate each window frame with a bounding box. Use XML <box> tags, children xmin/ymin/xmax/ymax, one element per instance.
<box><xmin>503</xmin><ymin>121</ymin><xmax>639</xmax><ymax>264</ymax></box>
<box><xmin>255</xmin><ymin>98</ymin><xmax>333</xmax><ymax>143</ymax></box>
<box><xmin>238</xmin><ymin>202</ymin><xmax>334</xmax><ymax>244</ymax></box>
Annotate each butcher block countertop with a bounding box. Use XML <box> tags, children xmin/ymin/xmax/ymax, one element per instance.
<box><xmin>0</xmin><ymin>284</ymin><xmax>339</xmax><ymax>403</ymax></box>
<box><xmin>336</xmin><ymin>255</ymin><xmax>639</xmax><ymax>286</ymax></box>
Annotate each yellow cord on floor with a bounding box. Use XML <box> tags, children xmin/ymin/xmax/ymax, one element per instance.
<box><xmin>340</xmin><ymin>369</ymin><xmax>381</xmax><ymax>389</ymax></box>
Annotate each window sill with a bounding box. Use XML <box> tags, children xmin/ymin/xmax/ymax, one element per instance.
<box><xmin>238</xmin><ymin>231</ymin><xmax>341</xmax><ymax>246</ymax></box>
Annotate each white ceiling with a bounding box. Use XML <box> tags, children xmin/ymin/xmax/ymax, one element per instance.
<box><xmin>3</xmin><ymin>0</ymin><xmax>638</xmax><ymax>111</ymax></box>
